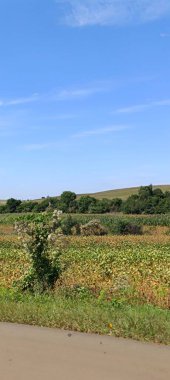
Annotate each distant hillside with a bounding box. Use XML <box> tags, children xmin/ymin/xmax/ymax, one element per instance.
<box><xmin>1</xmin><ymin>185</ymin><xmax>170</xmax><ymax>204</ymax></box>
<box><xmin>0</xmin><ymin>200</ymin><xmax>7</xmax><ymax>205</ymax></box>
<box><xmin>78</xmin><ymin>185</ymin><xmax>170</xmax><ymax>200</ymax></box>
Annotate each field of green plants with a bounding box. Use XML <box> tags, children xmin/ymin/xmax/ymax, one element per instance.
<box><xmin>0</xmin><ymin>212</ymin><xmax>170</xmax><ymax>344</ymax></box>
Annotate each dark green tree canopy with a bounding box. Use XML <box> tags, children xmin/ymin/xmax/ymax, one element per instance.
<box><xmin>6</xmin><ymin>198</ymin><xmax>22</xmax><ymax>213</ymax></box>
<box><xmin>60</xmin><ymin>191</ymin><xmax>77</xmax><ymax>212</ymax></box>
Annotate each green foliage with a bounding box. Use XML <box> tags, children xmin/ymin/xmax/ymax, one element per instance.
<box><xmin>0</xmin><ymin>205</ymin><xmax>7</xmax><ymax>214</ymax></box>
<box><xmin>1</xmin><ymin>185</ymin><xmax>170</xmax><ymax>216</ymax></box>
<box><xmin>110</xmin><ymin>198</ymin><xmax>123</xmax><ymax>212</ymax></box>
<box><xmin>6</xmin><ymin>198</ymin><xmax>22</xmax><ymax>213</ymax></box>
<box><xmin>109</xmin><ymin>219</ymin><xmax>142</xmax><ymax>235</ymax></box>
<box><xmin>138</xmin><ymin>184</ymin><xmax>153</xmax><ymax>199</ymax></box>
<box><xmin>78</xmin><ymin>197</ymin><xmax>122</xmax><ymax>214</ymax></box>
<box><xmin>78</xmin><ymin>196</ymin><xmax>96</xmax><ymax>213</ymax></box>
<box><xmin>61</xmin><ymin>215</ymin><xmax>79</xmax><ymax>235</ymax></box>
<box><xmin>123</xmin><ymin>195</ymin><xmax>141</xmax><ymax>214</ymax></box>
<box><xmin>0</xmin><ymin>212</ymin><xmax>170</xmax><ymax>343</ymax></box>
<box><xmin>14</xmin><ymin>211</ymin><xmax>64</xmax><ymax>293</ymax></box>
<box><xmin>89</xmin><ymin>198</ymin><xmax>111</xmax><ymax>214</ymax></box>
<box><xmin>0</xmin><ymin>289</ymin><xmax>169</xmax><ymax>343</ymax></box>
<box><xmin>17</xmin><ymin>201</ymin><xmax>38</xmax><ymax>213</ymax></box>
<box><xmin>60</xmin><ymin>191</ymin><xmax>77</xmax><ymax>213</ymax></box>
<box><xmin>124</xmin><ymin>185</ymin><xmax>170</xmax><ymax>214</ymax></box>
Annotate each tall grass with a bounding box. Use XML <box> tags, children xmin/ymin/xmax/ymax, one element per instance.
<box><xmin>0</xmin><ymin>288</ymin><xmax>169</xmax><ymax>344</ymax></box>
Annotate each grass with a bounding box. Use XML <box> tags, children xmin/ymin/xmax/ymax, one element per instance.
<box><xmin>0</xmin><ymin>288</ymin><xmax>169</xmax><ymax>344</ymax></box>
<box><xmin>77</xmin><ymin>185</ymin><xmax>170</xmax><ymax>200</ymax></box>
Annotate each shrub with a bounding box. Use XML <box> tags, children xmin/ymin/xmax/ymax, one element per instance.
<box><xmin>110</xmin><ymin>220</ymin><xmax>142</xmax><ymax>235</ymax></box>
<box><xmin>80</xmin><ymin>219</ymin><xmax>108</xmax><ymax>236</ymax></box>
<box><xmin>61</xmin><ymin>215</ymin><xmax>79</xmax><ymax>235</ymax></box>
<box><xmin>17</xmin><ymin>201</ymin><xmax>38</xmax><ymax>213</ymax></box>
<box><xmin>14</xmin><ymin>210</ymin><xmax>64</xmax><ymax>293</ymax></box>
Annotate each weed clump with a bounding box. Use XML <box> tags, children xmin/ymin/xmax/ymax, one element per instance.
<box><xmin>80</xmin><ymin>220</ymin><xmax>108</xmax><ymax>236</ymax></box>
<box><xmin>61</xmin><ymin>215</ymin><xmax>80</xmax><ymax>236</ymax></box>
<box><xmin>110</xmin><ymin>220</ymin><xmax>142</xmax><ymax>235</ymax></box>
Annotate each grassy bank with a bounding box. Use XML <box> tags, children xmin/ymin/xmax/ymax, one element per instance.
<box><xmin>0</xmin><ymin>288</ymin><xmax>169</xmax><ymax>344</ymax></box>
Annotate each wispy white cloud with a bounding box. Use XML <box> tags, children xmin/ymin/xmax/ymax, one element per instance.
<box><xmin>0</xmin><ymin>93</ymin><xmax>39</xmax><ymax>107</ymax></box>
<box><xmin>0</xmin><ymin>77</ymin><xmax>154</xmax><ymax>110</ymax></box>
<box><xmin>115</xmin><ymin>99</ymin><xmax>170</xmax><ymax>114</ymax></box>
<box><xmin>56</xmin><ymin>86</ymin><xmax>104</xmax><ymax>100</ymax></box>
<box><xmin>56</xmin><ymin>0</ymin><xmax>170</xmax><ymax>27</ymax></box>
<box><xmin>0</xmin><ymin>83</ymin><xmax>107</xmax><ymax>108</ymax></box>
<box><xmin>22</xmin><ymin>125</ymin><xmax>128</xmax><ymax>150</ymax></box>
<box><xmin>73</xmin><ymin>125</ymin><xmax>128</xmax><ymax>138</ymax></box>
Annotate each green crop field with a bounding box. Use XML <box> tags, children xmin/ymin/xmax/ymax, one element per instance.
<box><xmin>0</xmin><ymin>212</ymin><xmax>170</xmax><ymax>344</ymax></box>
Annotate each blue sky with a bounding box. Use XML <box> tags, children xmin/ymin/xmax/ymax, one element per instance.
<box><xmin>0</xmin><ymin>0</ymin><xmax>170</xmax><ymax>199</ymax></box>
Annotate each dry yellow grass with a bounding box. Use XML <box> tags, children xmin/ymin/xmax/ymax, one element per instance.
<box><xmin>80</xmin><ymin>185</ymin><xmax>170</xmax><ymax>200</ymax></box>
<box><xmin>67</xmin><ymin>226</ymin><xmax>170</xmax><ymax>246</ymax></box>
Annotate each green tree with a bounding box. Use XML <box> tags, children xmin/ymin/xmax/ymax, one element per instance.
<box><xmin>78</xmin><ymin>196</ymin><xmax>96</xmax><ymax>213</ymax></box>
<box><xmin>89</xmin><ymin>199</ymin><xmax>111</xmax><ymax>214</ymax></box>
<box><xmin>138</xmin><ymin>185</ymin><xmax>153</xmax><ymax>200</ymax></box>
<box><xmin>123</xmin><ymin>195</ymin><xmax>141</xmax><ymax>214</ymax></box>
<box><xmin>110</xmin><ymin>198</ymin><xmax>123</xmax><ymax>212</ymax></box>
<box><xmin>6</xmin><ymin>198</ymin><xmax>22</xmax><ymax>213</ymax></box>
<box><xmin>60</xmin><ymin>191</ymin><xmax>77</xmax><ymax>212</ymax></box>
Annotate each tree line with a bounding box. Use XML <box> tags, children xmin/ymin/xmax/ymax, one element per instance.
<box><xmin>1</xmin><ymin>185</ymin><xmax>170</xmax><ymax>215</ymax></box>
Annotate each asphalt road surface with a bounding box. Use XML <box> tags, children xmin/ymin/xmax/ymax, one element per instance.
<box><xmin>0</xmin><ymin>323</ymin><xmax>169</xmax><ymax>380</ymax></box>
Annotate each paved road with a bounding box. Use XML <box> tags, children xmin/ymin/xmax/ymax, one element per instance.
<box><xmin>0</xmin><ymin>323</ymin><xmax>169</xmax><ymax>380</ymax></box>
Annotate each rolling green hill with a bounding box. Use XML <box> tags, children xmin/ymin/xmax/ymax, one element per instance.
<box><xmin>79</xmin><ymin>185</ymin><xmax>170</xmax><ymax>200</ymax></box>
<box><xmin>0</xmin><ymin>185</ymin><xmax>170</xmax><ymax>204</ymax></box>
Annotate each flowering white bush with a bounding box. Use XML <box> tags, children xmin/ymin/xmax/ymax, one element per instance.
<box><xmin>14</xmin><ymin>210</ymin><xmax>65</xmax><ymax>293</ymax></box>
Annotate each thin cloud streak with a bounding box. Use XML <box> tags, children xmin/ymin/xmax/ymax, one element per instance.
<box><xmin>56</xmin><ymin>0</ymin><xmax>170</xmax><ymax>27</ymax></box>
<box><xmin>23</xmin><ymin>126</ymin><xmax>128</xmax><ymax>150</ymax></box>
<box><xmin>56</xmin><ymin>86</ymin><xmax>105</xmax><ymax>100</ymax></box>
<box><xmin>0</xmin><ymin>83</ymin><xmax>108</xmax><ymax>108</ymax></box>
<box><xmin>0</xmin><ymin>94</ymin><xmax>39</xmax><ymax>107</ymax></box>
<box><xmin>0</xmin><ymin>78</ymin><xmax>154</xmax><ymax>110</ymax></box>
<box><xmin>115</xmin><ymin>99</ymin><xmax>170</xmax><ymax>114</ymax></box>
<box><xmin>73</xmin><ymin>125</ymin><xmax>128</xmax><ymax>138</ymax></box>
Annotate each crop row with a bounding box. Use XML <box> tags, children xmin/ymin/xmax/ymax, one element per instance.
<box><xmin>1</xmin><ymin>212</ymin><xmax>170</xmax><ymax>227</ymax></box>
<box><xmin>0</xmin><ymin>237</ymin><xmax>169</xmax><ymax>309</ymax></box>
